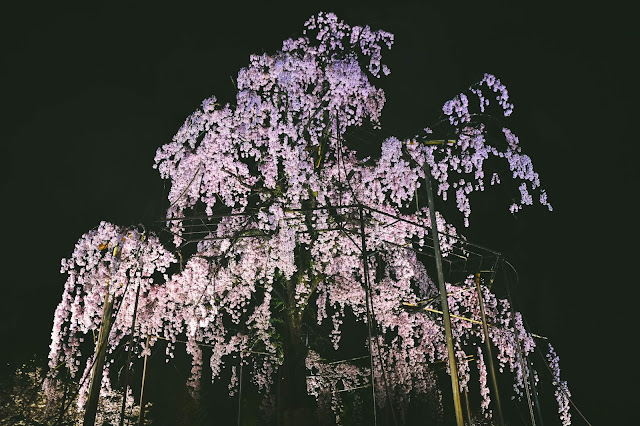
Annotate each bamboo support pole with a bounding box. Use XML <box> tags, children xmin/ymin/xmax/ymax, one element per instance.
<box><xmin>120</xmin><ymin>280</ymin><xmax>142</xmax><ymax>426</ymax></box>
<box><xmin>401</xmin><ymin>304</ymin><xmax>547</xmax><ymax>340</ymax></box>
<box><xmin>502</xmin><ymin>263</ymin><xmax>539</xmax><ymax>426</ymax></box>
<box><xmin>474</xmin><ymin>273</ymin><xmax>505</xmax><ymax>426</ymax></box>
<box><xmin>237</xmin><ymin>358</ymin><xmax>243</xmax><ymax>426</ymax></box>
<box><xmin>423</xmin><ymin>160</ymin><xmax>464</xmax><ymax>426</ymax></box>
<box><xmin>528</xmin><ymin>354</ymin><xmax>544</xmax><ymax>426</ymax></box>
<box><xmin>84</xmin><ymin>290</ymin><xmax>114</xmax><ymax>426</ymax></box>
<box><xmin>138</xmin><ymin>335</ymin><xmax>150</xmax><ymax>426</ymax></box>
<box><xmin>463</xmin><ymin>390</ymin><xmax>472</xmax><ymax>425</ymax></box>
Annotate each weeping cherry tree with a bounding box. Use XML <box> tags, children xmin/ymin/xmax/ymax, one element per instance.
<box><xmin>47</xmin><ymin>12</ymin><xmax>570</xmax><ymax>425</ymax></box>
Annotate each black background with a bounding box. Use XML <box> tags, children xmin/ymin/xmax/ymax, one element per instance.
<box><xmin>1</xmin><ymin>2</ymin><xmax>635</xmax><ymax>424</ymax></box>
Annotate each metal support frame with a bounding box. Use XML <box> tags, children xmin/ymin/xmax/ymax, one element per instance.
<box><xmin>359</xmin><ymin>205</ymin><xmax>378</xmax><ymax>426</ymax></box>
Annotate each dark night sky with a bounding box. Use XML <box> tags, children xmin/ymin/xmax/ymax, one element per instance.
<box><xmin>1</xmin><ymin>2</ymin><xmax>635</xmax><ymax>424</ymax></box>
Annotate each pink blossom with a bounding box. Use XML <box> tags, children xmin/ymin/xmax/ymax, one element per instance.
<box><xmin>47</xmin><ymin>12</ymin><xmax>564</xmax><ymax>425</ymax></box>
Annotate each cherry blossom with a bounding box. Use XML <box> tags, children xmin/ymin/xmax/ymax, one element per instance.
<box><xmin>547</xmin><ymin>344</ymin><xmax>572</xmax><ymax>425</ymax></box>
<box><xmin>46</xmin><ymin>222</ymin><xmax>175</xmax><ymax>412</ymax></box>
<box><xmin>47</xmin><ymin>12</ymin><xmax>567</xmax><ymax>425</ymax></box>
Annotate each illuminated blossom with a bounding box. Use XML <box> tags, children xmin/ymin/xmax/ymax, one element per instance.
<box><xmin>47</xmin><ymin>12</ymin><xmax>564</xmax><ymax>424</ymax></box>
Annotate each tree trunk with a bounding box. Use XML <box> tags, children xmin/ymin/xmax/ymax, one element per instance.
<box><xmin>278</xmin><ymin>302</ymin><xmax>316</xmax><ymax>425</ymax></box>
<box><xmin>277</xmin><ymin>194</ymin><xmax>319</xmax><ymax>425</ymax></box>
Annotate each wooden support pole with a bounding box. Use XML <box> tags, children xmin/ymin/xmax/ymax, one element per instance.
<box><xmin>474</xmin><ymin>273</ymin><xmax>505</xmax><ymax>426</ymax></box>
<box><xmin>423</xmin><ymin>160</ymin><xmax>464</xmax><ymax>426</ymax></box>
<box><xmin>502</xmin><ymin>262</ymin><xmax>538</xmax><ymax>426</ymax></box>
<box><xmin>527</xmin><ymin>353</ymin><xmax>545</xmax><ymax>426</ymax></box>
<box><xmin>237</xmin><ymin>357</ymin><xmax>243</xmax><ymax>426</ymax></box>
<box><xmin>84</xmin><ymin>291</ymin><xmax>114</xmax><ymax>426</ymax></box>
<box><xmin>120</xmin><ymin>281</ymin><xmax>142</xmax><ymax>426</ymax></box>
<box><xmin>463</xmin><ymin>390</ymin><xmax>472</xmax><ymax>425</ymax></box>
<box><xmin>138</xmin><ymin>335</ymin><xmax>150</xmax><ymax>426</ymax></box>
<box><xmin>400</xmin><ymin>304</ymin><xmax>547</xmax><ymax>340</ymax></box>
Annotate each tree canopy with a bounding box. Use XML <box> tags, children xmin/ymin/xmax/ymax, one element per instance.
<box><xmin>46</xmin><ymin>12</ymin><xmax>568</xmax><ymax>426</ymax></box>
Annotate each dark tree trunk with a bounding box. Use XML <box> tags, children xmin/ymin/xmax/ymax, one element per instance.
<box><xmin>279</xmin><ymin>347</ymin><xmax>316</xmax><ymax>425</ymax></box>
<box><xmin>275</xmin><ymin>192</ymin><xmax>320</xmax><ymax>425</ymax></box>
<box><xmin>278</xmin><ymin>282</ymin><xmax>316</xmax><ymax>426</ymax></box>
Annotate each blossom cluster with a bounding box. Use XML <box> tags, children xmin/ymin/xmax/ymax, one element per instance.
<box><xmin>414</xmin><ymin>73</ymin><xmax>552</xmax><ymax>226</ymax></box>
<box><xmin>153</xmin><ymin>12</ymin><xmax>393</xmax><ymax>246</ymax></box>
<box><xmin>477</xmin><ymin>346</ymin><xmax>492</xmax><ymax>416</ymax></box>
<box><xmin>46</xmin><ymin>222</ymin><xmax>175</xmax><ymax>407</ymax></box>
<box><xmin>547</xmin><ymin>344</ymin><xmax>572</xmax><ymax>425</ymax></box>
